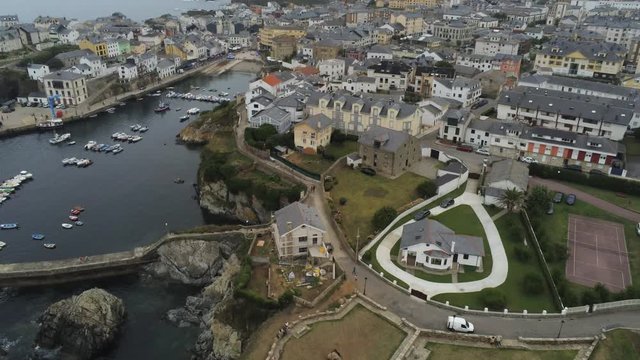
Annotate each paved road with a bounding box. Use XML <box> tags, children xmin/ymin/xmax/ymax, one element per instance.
<box><xmin>529</xmin><ymin>177</ymin><xmax>640</xmax><ymax>223</ymax></box>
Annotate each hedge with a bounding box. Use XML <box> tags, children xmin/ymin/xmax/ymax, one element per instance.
<box><xmin>529</xmin><ymin>163</ymin><xmax>639</xmax><ymax>196</ymax></box>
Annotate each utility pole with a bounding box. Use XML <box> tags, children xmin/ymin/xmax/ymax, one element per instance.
<box><xmin>355</xmin><ymin>227</ymin><xmax>360</xmax><ymax>261</ymax></box>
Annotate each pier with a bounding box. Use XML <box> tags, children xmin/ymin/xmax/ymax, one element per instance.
<box><xmin>0</xmin><ymin>227</ymin><xmax>266</xmax><ymax>287</ymax></box>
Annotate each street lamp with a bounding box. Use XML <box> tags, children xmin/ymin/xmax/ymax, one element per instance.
<box><xmin>364</xmin><ymin>276</ymin><xmax>368</xmax><ymax>296</ymax></box>
<box><xmin>164</xmin><ymin>222</ymin><xmax>169</xmax><ymax>234</ymax></box>
<box><xmin>556</xmin><ymin>319</ymin><xmax>565</xmax><ymax>338</ymax></box>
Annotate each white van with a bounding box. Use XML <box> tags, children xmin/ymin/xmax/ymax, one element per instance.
<box><xmin>446</xmin><ymin>315</ymin><xmax>474</xmax><ymax>333</ymax></box>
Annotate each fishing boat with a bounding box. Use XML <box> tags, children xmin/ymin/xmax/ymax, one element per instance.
<box><xmin>129</xmin><ymin>135</ymin><xmax>142</xmax><ymax>143</ymax></box>
<box><xmin>32</xmin><ymin>233</ymin><xmax>45</xmax><ymax>240</ymax></box>
<box><xmin>69</xmin><ymin>215</ymin><xmax>79</xmax><ymax>221</ymax></box>
<box><xmin>139</xmin><ymin>126</ymin><xmax>148</xmax><ymax>133</ymax></box>
<box><xmin>154</xmin><ymin>100</ymin><xmax>170</xmax><ymax>113</ymax></box>
<box><xmin>180</xmin><ymin>115</ymin><xmax>190</xmax><ymax>122</ymax></box>
<box><xmin>0</xmin><ymin>241</ymin><xmax>6</xmax><ymax>250</ymax></box>
<box><xmin>36</xmin><ymin>119</ymin><xmax>63</xmax><ymax>130</ymax></box>
<box><xmin>106</xmin><ymin>107</ymin><xmax>116</xmax><ymax>113</ymax></box>
<box><xmin>220</xmin><ymin>92</ymin><xmax>229</xmax><ymax>96</ymax></box>
<box><xmin>130</xmin><ymin>124</ymin><xmax>141</xmax><ymax>131</ymax></box>
<box><xmin>43</xmin><ymin>243</ymin><xmax>56</xmax><ymax>249</ymax></box>
<box><xmin>49</xmin><ymin>132</ymin><xmax>71</xmax><ymax>144</ymax></box>
<box><xmin>84</xmin><ymin>141</ymin><xmax>97</xmax><ymax>150</ymax></box>
<box><xmin>112</xmin><ymin>147</ymin><xmax>123</xmax><ymax>154</ymax></box>
<box><xmin>75</xmin><ymin>221</ymin><xmax>84</xmax><ymax>226</ymax></box>
<box><xmin>61</xmin><ymin>223</ymin><xmax>73</xmax><ymax>229</ymax></box>
<box><xmin>67</xmin><ymin>141</ymin><xmax>76</xmax><ymax>145</ymax></box>
<box><xmin>0</xmin><ymin>223</ymin><xmax>18</xmax><ymax>229</ymax></box>
<box><xmin>76</xmin><ymin>159</ymin><xmax>93</xmax><ymax>167</ymax></box>
<box><xmin>62</xmin><ymin>157</ymin><xmax>78</xmax><ymax>166</ymax></box>
<box><xmin>71</xmin><ymin>209</ymin><xmax>81</xmax><ymax>215</ymax></box>
<box><xmin>187</xmin><ymin>107</ymin><xmax>200</xmax><ymax>115</ymax></box>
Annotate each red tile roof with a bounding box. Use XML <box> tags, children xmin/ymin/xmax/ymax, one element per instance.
<box><xmin>263</xmin><ymin>73</ymin><xmax>282</xmax><ymax>87</ymax></box>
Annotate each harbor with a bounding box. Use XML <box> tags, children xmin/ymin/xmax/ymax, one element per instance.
<box><xmin>0</xmin><ymin>70</ymin><xmax>256</xmax><ymax>263</ymax></box>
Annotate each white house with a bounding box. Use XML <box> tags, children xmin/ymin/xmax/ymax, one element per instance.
<box><xmin>79</xmin><ymin>54</ymin><xmax>106</xmax><ymax>78</ymax></box>
<box><xmin>340</xmin><ymin>76</ymin><xmax>377</xmax><ymax>94</ymax></box>
<box><xmin>366</xmin><ymin>45</ymin><xmax>393</xmax><ymax>60</ymax></box>
<box><xmin>157</xmin><ymin>59</ymin><xmax>176</xmax><ymax>79</ymax></box>
<box><xmin>138</xmin><ymin>52</ymin><xmax>158</xmax><ymax>74</ymax></box>
<box><xmin>68</xmin><ymin>64</ymin><xmax>93</xmax><ymax>77</ymax></box>
<box><xmin>249</xmin><ymin>106</ymin><xmax>292</xmax><ymax>133</ymax></box>
<box><xmin>272</xmin><ymin>201</ymin><xmax>328</xmax><ymax>259</ymax></box>
<box><xmin>483</xmin><ymin>159</ymin><xmax>529</xmax><ymax>207</ymax></box>
<box><xmin>432</xmin><ymin>76</ymin><xmax>482</xmax><ymax>108</ymax></box>
<box><xmin>118</xmin><ymin>63</ymin><xmax>138</xmax><ymax>83</ymax></box>
<box><xmin>318</xmin><ymin>59</ymin><xmax>345</xmax><ymax>81</ymax></box>
<box><xmin>27</xmin><ymin>64</ymin><xmax>50</xmax><ymax>81</ymax></box>
<box><xmin>399</xmin><ymin>219</ymin><xmax>485</xmax><ymax>271</ymax></box>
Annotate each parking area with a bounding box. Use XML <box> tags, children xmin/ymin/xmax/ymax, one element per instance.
<box><xmin>565</xmin><ymin>214</ymin><xmax>632</xmax><ymax>292</ymax></box>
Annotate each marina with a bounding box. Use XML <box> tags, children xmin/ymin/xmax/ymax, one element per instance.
<box><xmin>0</xmin><ymin>171</ymin><xmax>34</xmax><ymax>205</ymax></box>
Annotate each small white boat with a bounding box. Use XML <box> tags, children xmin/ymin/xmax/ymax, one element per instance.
<box><xmin>187</xmin><ymin>108</ymin><xmax>200</xmax><ymax>115</ymax></box>
<box><xmin>61</xmin><ymin>223</ymin><xmax>73</xmax><ymax>229</ymax></box>
<box><xmin>67</xmin><ymin>141</ymin><xmax>76</xmax><ymax>145</ymax></box>
<box><xmin>0</xmin><ymin>241</ymin><xmax>5</xmax><ymax>249</ymax></box>
<box><xmin>220</xmin><ymin>92</ymin><xmax>229</xmax><ymax>96</ymax></box>
<box><xmin>130</xmin><ymin>135</ymin><xmax>142</xmax><ymax>143</ymax></box>
<box><xmin>49</xmin><ymin>133</ymin><xmax>71</xmax><ymax>144</ymax></box>
<box><xmin>84</xmin><ymin>141</ymin><xmax>97</xmax><ymax>150</ymax></box>
<box><xmin>106</xmin><ymin>107</ymin><xmax>116</xmax><ymax>113</ymax></box>
<box><xmin>139</xmin><ymin>126</ymin><xmax>148</xmax><ymax>133</ymax></box>
<box><xmin>112</xmin><ymin>147</ymin><xmax>123</xmax><ymax>154</ymax></box>
<box><xmin>180</xmin><ymin>115</ymin><xmax>190</xmax><ymax>122</ymax></box>
<box><xmin>43</xmin><ymin>243</ymin><xmax>56</xmax><ymax>249</ymax></box>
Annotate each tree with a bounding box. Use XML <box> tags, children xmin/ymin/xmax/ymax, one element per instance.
<box><xmin>434</xmin><ymin>60</ymin><xmax>453</xmax><ymax>68</ymax></box>
<box><xmin>372</xmin><ymin>206</ymin><xmax>397</xmax><ymax>231</ymax></box>
<box><xmin>479</xmin><ymin>288</ymin><xmax>507</xmax><ymax>311</ymax></box>
<box><xmin>416</xmin><ymin>180</ymin><xmax>437</xmax><ymax>199</ymax></box>
<box><xmin>46</xmin><ymin>58</ymin><xmax>64</xmax><ymax>70</ymax></box>
<box><xmin>525</xmin><ymin>185</ymin><xmax>551</xmax><ymax>219</ymax></box>
<box><xmin>499</xmin><ymin>188</ymin><xmax>524</xmax><ymax>212</ymax></box>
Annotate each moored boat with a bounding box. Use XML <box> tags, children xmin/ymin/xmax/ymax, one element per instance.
<box><xmin>139</xmin><ymin>126</ymin><xmax>148</xmax><ymax>133</ymax></box>
<box><xmin>180</xmin><ymin>115</ymin><xmax>190</xmax><ymax>122</ymax></box>
<box><xmin>67</xmin><ymin>141</ymin><xmax>76</xmax><ymax>145</ymax></box>
<box><xmin>36</xmin><ymin>119</ymin><xmax>63</xmax><ymax>130</ymax></box>
<box><xmin>43</xmin><ymin>243</ymin><xmax>56</xmax><ymax>249</ymax></box>
<box><xmin>0</xmin><ymin>223</ymin><xmax>19</xmax><ymax>229</ymax></box>
<box><xmin>75</xmin><ymin>221</ymin><xmax>84</xmax><ymax>226</ymax></box>
<box><xmin>154</xmin><ymin>101</ymin><xmax>170</xmax><ymax>112</ymax></box>
<box><xmin>0</xmin><ymin>241</ymin><xmax>6</xmax><ymax>250</ymax></box>
<box><xmin>187</xmin><ymin>107</ymin><xmax>200</xmax><ymax>115</ymax></box>
<box><xmin>49</xmin><ymin>133</ymin><xmax>71</xmax><ymax>144</ymax></box>
<box><xmin>69</xmin><ymin>215</ymin><xmax>79</xmax><ymax>221</ymax></box>
<box><xmin>61</xmin><ymin>223</ymin><xmax>73</xmax><ymax>229</ymax></box>
<box><xmin>32</xmin><ymin>233</ymin><xmax>45</xmax><ymax>240</ymax></box>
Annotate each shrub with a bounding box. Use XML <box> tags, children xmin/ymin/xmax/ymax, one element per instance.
<box><xmin>522</xmin><ymin>273</ymin><xmax>545</xmax><ymax>295</ymax></box>
<box><xmin>594</xmin><ymin>283</ymin><xmax>610</xmax><ymax>303</ymax></box>
<box><xmin>278</xmin><ymin>289</ymin><xmax>295</xmax><ymax>308</ymax></box>
<box><xmin>362</xmin><ymin>250</ymin><xmax>372</xmax><ymax>263</ymax></box>
<box><xmin>479</xmin><ymin>288</ymin><xmax>507</xmax><ymax>311</ymax></box>
<box><xmin>339</xmin><ymin>197</ymin><xmax>347</xmax><ymax>205</ymax></box>
<box><xmin>513</xmin><ymin>246</ymin><xmax>531</xmax><ymax>262</ymax></box>
<box><xmin>416</xmin><ymin>180</ymin><xmax>437</xmax><ymax>199</ymax></box>
<box><xmin>372</xmin><ymin>206</ymin><xmax>397</xmax><ymax>231</ymax></box>
<box><xmin>581</xmin><ymin>289</ymin><xmax>598</xmax><ymax>306</ymax></box>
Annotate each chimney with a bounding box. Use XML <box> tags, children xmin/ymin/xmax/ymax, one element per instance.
<box><xmin>317</xmin><ymin>121</ymin><xmax>322</xmax><ymax>128</ymax></box>
<box><xmin>451</xmin><ymin>241</ymin><xmax>456</xmax><ymax>253</ymax></box>
<box><xmin>287</xmin><ymin>221</ymin><xmax>293</xmax><ymax>231</ymax></box>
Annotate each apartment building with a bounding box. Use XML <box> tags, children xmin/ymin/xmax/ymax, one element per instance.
<box><xmin>474</xmin><ymin>33</ymin><xmax>520</xmax><ymax>56</ymax></box>
<box><xmin>273</xmin><ymin>202</ymin><xmax>327</xmax><ymax>258</ymax></box>
<box><xmin>431</xmin><ymin>76</ymin><xmax>482</xmax><ymax>108</ymax></box>
<box><xmin>258</xmin><ymin>25</ymin><xmax>306</xmax><ymax>48</ymax></box>
<box><xmin>432</xmin><ymin>20</ymin><xmax>475</xmax><ymax>43</ymax></box>
<box><xmin>366</xmin><ymin>60</ymin><xmax>414</xmax><ymax>91</ymax></box>
<box><xmin>42</xmin><ymin>71</ymin><xmax>88</xmax><ymax>106</ymax></box>
<box><xmin>358</xmin><ymin>125</ymin><xmax>421</xmax><ymax>176</ymax></box>
<box><xmin>518</xmin><ymin>74</ymin><xmax>637</xmax><ymax>101</ymax></box>
<box><xmin>411</xmin><ymin>65</ymin><xmax>456</xmax><ymax>97</ymax></box>
<box><xmin>534</xmin><ymin>40</ymin><xmax>626</xmax><ymax>80</ymax></box>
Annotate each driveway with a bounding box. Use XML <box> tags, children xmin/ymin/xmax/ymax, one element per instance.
<box><xmin>375</xmin><ymin>192</ymin><xmax>508</xmax><ymax>296</ymax></box>
<box><xmin>529</xmin><ymin>177</ymin><xmax>640</xmax><ymax>223</ymax></box>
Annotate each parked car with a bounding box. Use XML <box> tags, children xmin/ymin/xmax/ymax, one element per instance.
<box><xmin>520</xmin><ymin>156</ymin><xmax>538</xmax><ymax>164</ymax></box>
<box><xmin>325</xmin><ymin>243</ymin><xmax>334</xmax><ymax>254</ymax></box>
<box><xmin>547</xmin><ymin>202</ymin><xmax>554</xmax><ymax>215</ymax></box>
<box><xmin>552</xmin><ymin>192</ymin><xmax>564</xmax><ymax>203</ymax></box>
<box><xmin>589</xmin><ymin>169</ymin><xmax>607</xmax><ymax>176</ymax></box>
<box><xmin>447</xmin><ymin>315</ymin><xmax>474</xmax><ymax>333</ymax></box>
<box><xmin>475</xmin><ymin>148</ymin><xmax>490</xmax><ymax>156</ymax></box>
<box><xmin>566</xmin><ymin>194</ymin><xmax>576</xmax><ymax>205</ymax></box>
<box><xmin>471</xmin><ymin>99</ymin><xmax>488</xmax><ymax>110</ymax></box>
<box><xmin>414</xmin><ymin>209</ymin><xmax>431</xmax><ymax>221</ymax></box>
<box><xmin>360</xmin><ymin>167</ymin><xmax>376</xmax><ymax>176</ymax></box>
<box><xmin>440</xmin><ymin>198</ymin><xmax>455</xmax><ymax>208</ymax></box>
<box><xmin>456</xmin><ymin>144</ymin><xmax>474</xmax><ymax>152</ymax></box>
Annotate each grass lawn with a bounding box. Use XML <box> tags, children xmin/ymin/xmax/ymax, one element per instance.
<box><xmin>324</xmin><ymin>140</ymin><xmax>358</xmax><ymax>159</ymax></box>
<box><xmin>623</xmin><ymin>136</ymin><xmax>640</xmax><ymax>156</ymax></box>
<box><xmin>287</xmin><ymin>152</ymin><xmax>334</xmax><ymax>174</ymax></box>
<box><xmin>425</xmin><ymin>342</ymin><xmax>577</xmax><ymax>360</ymax></box>
<box><xmin>557</xmin><ymin>180</ymin><xmax>640</xmax><ymax>213</ymax></box>
<box><xmin>535</xmin><ymin>199</ymin><xmax>639</xmax><ymax>302</ymax></box>
<box><xmin>483</xmin><ymin>205</ymin><xmax>504</xmax><ymax>218</ymax></box>
<box><xmin>592</xmin><ymin>329</ymin><xmax>640</xmax><ymax>360</ymax></box>
<box><xmin>330</xmin><ymin>164</ymin><xmax>426</xmax><ymax>249</ymax></box>
<box><xmin>281</xmin><ymin>304</ymin><xmax>406</xmax><ymax>360</ymax></box>
<box><xmin>433</xmin><ymin>213</ymin><xmax>557</xmax><ymax>312</ymax></box>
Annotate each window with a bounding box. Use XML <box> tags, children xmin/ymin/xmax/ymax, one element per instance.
<box><xmin>431</xmin><ymin>258</ymin><xmax>443</xmax><ymax>265</ymax></box>
<box><xmin>463</xmin><ymin>254</ymin><xmax>469</xmax><ymax>260</ymax></box>
<box><xmin>298</xmin><ymin>236</ymin><xmax>308</xmax><ymax>242</ymax></box>
<box><xmin>312</xmin><ymin>237</ymin><xmax>318</xmax><ymax>245</ymax></box>
<box><xmin>298</xmin><ymin>247</ymin><xmax>307</xmax><ymax>253</ymax></box>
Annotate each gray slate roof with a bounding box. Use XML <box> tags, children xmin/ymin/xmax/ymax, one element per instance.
<box><xmin>441</xmin><ymin>161</ymin><xmax>467</xmax><ymax>175</ymax></box>
<box><xmin>520</xmin><ymin>126</ymin><xmax>621</xmax><ymax>155</ymax></box>
<box><xmin>42</xmin><ymin>71</ymin><xmax>84</xmax><ymax>81</ymax></box>
<box><xmin>307</xmin><ymin>90</ymin><xmax>418</xmax><ymax>120</ymax></box>
<box><xmin>299</xmin><ymin>114</ymin><xmax>332</xmax><ymax>131</ymax></box>
<box><xmin>518</xmin><ymin>74</ymin><xmax>637</xmax><ymax>100</ymax></box>
<box><xmin>400</xmin><ymin>219</ymin><xmax>485</xmax><ymax>257</ymax></box>
<box><xmin>274</xmin><ymin>202</ymin><xmax>325</xmax><ymax>235</ymax></box>
<box><xmin>358</xmin><ymin>125</ymin><xmax>412</xmax><ymax>153</ymax></box>
<box><xmin>537</xmin><ymin>40</ymin><xmax>626</xmax><ymax>62</ymax></box>
<box><xmin>485</xmin><ymin>159</ymin><xmax>529</xmax><ymax>190</ymax></box>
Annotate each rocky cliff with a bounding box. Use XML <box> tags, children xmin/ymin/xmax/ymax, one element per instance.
<box><xmin>199</xmin><ymin>180</ymin><xmax>270</xmax><ymax>224</ymax></box>
<box><xmin>35</xmin><ymin>288</ymin><xmax>126</xmax><ymax>360</ymax></box>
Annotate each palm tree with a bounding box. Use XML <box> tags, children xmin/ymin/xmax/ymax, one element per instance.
<box><xmin>499</xmin><ymin>188</ymin><xmax>524</xmax><ymax>212</ymax></box>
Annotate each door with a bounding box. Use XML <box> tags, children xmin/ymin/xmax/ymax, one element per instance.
<box><xmin>453</xmin><ymin>254</ymin><xmax>458</xmax><ymax>262</ymax></box>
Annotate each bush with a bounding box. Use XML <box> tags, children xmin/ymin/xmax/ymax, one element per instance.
<box><xmin>339</xmin><ymin>197</ymin><xmax>347</xmax><ymax>205</ymax></box>
<box><xmin>416</xmin><ymin>180</ymin><xmax>437</xmax><ymax>199</ymax></box>
<box><xmin>522</xmin><ymin>273</ymin><xmax>545</xmax><ymax>295</ymax></box>
<box><xmin>362</xmin><ymin>250</ymin><xmax>372</xmax><ymax>263</ymax></box>
<box><xmin>581</xmin><ymin>289</ymin><xmax>598</xmax><ymax>305</ymax></box>
<box><xmin>479</xmin><ymin>288</ymin><xmax>507</xmax><ymax>311</ymax></box>
<box><xmin>331</xmin><ymin>129</ymin><xmax>358</xmax><ymax>144</ymax></box>
<box><xmin>529</xmin><ymin>163</ymin><xmax>640</xmax><ymax>197</ymax></box>
<box><xmin>513</xmin><ymin>246</ymin><xmax>531</xmax><ymax>262</ymax></box>
<box><xmin>372</xmin><ymin>206</ymin><xmax>397</xmax><ymax>231</ymax></box>
<box><xmin>278</xmin><ymin>289</ymin><xmax>295</xmax><ymax>308</ymax></box>
<box><xmin>594</xmin><ymin>283</ymin><xmax>610</xmax><ymax>303</ymax></box>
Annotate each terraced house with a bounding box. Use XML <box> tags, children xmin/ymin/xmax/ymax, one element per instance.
<box><xmin>306</xmin><ymin>91</ymin><xmax>425</xmax><ymax>136</ymax></box>
<box><xmin>534</xmin><ymin>40</ymin><xmax>626</xmax><ymax>80</ymax></box>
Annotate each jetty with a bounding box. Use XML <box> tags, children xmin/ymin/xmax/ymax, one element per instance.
<box><xmin>0</xmin><ymin>227</ymin><xmax>266</xmax><ymax>287</ymax></box>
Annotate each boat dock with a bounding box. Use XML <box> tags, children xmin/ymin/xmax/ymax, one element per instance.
<box><xmin>0</xmin><ymin>226</ymin><xmax>266</xmax><ymax>287</ymax></box>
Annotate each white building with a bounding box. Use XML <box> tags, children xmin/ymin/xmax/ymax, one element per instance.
<box><xmin>157</xmin><ymin>59</ymin><xmax>176</xmax><ymax>79</ymax></box>
<box><xmin>118</xmin><ymin>63</ymin><xmax>138</xmax><ymax>83</ymax></box>
<box><xmin>366</xmin><ymin>45</ymin><xmax>393</xmax><ymax>60</ymax></box>
<box><xmin>340</xmin><ymin>76</ymin><xmax>377</xmax><ymax>94</ymax></box>
<box><xmin>249</xmin><ymin>106</ymin><xmax>292</xmax><ymax>133</ymax></box>
<box><xmin>483</xmin><ymin>159</ymin><xmax>529</xmax><ymax>207</ymax></box>
<box><xmin>432</xmin><ymin>77</ymin><xmax>482</xmax><ymax>108</ymax></box>
<box><xmin>474</xmin><ymin>33</ymin><xmax>520</xmax><ymax>56</ymax></box>
<box><xmin>42</xmin><ymin>71</ymin><xmax>87</xmax><ymax>106</ymax></box>
<box><xmin>399</xmin><ymin>219</ymin><xmax>485</xmax><ymax>271</ymax></box>
<box><xmin>107</xmin><ymin>39</ymin><xmax>120</xmax><ymax>58</ymax></box>
<box><xmin>27</xmin><ymin>64</ymin><xmax>50</xmax><ymax>81</ymax></box>
<box><xmin>272</xmin><ymin>202</ymin><xmax>328</xmax><ymax>258</ymax></box>
<box><xmin>318</xmin><ymin>59</ymin><xmax>345</xmax><ymax>81</ymax></box>
<box><xmin>79</xmin><ymin>55</ymin><xmax>107</xmax><ymax>78</ymax></box>
<box><xmin>138</xmin><ymin>52</ymin><xmax>158</xmax><ymax>74</ymax></box>
<box><xmin>367</xmin><ymin>60</ymin><xmax>413</xmax><ymax>91</ymax></box>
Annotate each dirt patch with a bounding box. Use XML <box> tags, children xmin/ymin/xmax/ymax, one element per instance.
<box><xmin>364</xmin><ymin>186</ymin><xmax>389</xmax><ymax>198</ymax></box>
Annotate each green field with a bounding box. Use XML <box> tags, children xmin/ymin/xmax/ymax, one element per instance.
<box><xmin>557</xmin><ymin>180</ymin><xmax>640</xmax><ymax>213</ymax></box>
<box><xmin>433</xmin><ymin>213</ymin><xmax>558</xmax><ymax>312</ymax></box>
<box><xmin>623</xmin><ymin>136</ymin><xmax>640</xmax><ymax>156</ymax></box>
<box><xmin>592</xmin><ymin>329</ymin><xmax>640</xmax><ymax>360</ymax></box>
<box><xmin>286</xmin><ymin>141</ymin><xmax>359</xmax><ymax>175</ymax></box>
<box><xmin>425</xmin><ymin>342</ymin><xmax>577</xmax><ymax>360</ymax></box>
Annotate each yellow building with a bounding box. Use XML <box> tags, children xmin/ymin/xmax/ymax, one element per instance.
<box><xmin>258</xmin><ymin>25</ymin><xmax>306</xmax><ymax>48</ymax></box>
<box><xmin>534</xmin><ymin>41</ymin><xmax>625</xmax><ymax>80</ymax></box>
<box><xmin>79</xmin><ymin>36</ymin><xmax>107</xmax><ymax>57</ymax></box>
<box><xmin>271</xmin><ymin>35</ymin><xmax>297</xmax><ymax>60</ymax></box>
<box><xmin>622</xmin><ymin>75</ymin><xmax>640</xmax><ymax>89</ymax></box>
<box><xmin>164</xmin><ymin>42</ymin><xmax>187</xmax><ymax>61</ymax></box>
<box><xmin>294</xmin><ymin>114</ymin><xmax>333</xmax><ymax>154</ymax></box>
<box><xmin>389</xmin><ymin>0</ymin><xmax>438</xmax><ymax>9</ymax></box>
<box><xmin>375</xmin><ymin>28</ymin><xmax>393</xmax><ymax>45</ymax></box>
<box><xmin>390</xmin><ymin>13</ymin><xmax>424</xmax><ymax>35</ymax></box>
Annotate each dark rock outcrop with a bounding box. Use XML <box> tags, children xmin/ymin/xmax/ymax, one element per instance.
<box><xmin>35</xmin><ymin>288</ymin><xmax>126</xmax><ymax>360</ymax></box>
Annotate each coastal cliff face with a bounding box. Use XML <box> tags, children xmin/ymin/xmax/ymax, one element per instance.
<box><xmin>35</xmin><ymin>288</ymin><xmax>126</xmax><ymax>360</ymax></box>
<box><xmin>199</xmin><ymin>180</ymin><xmax>270</xmax><ymax>224</ymax></box>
